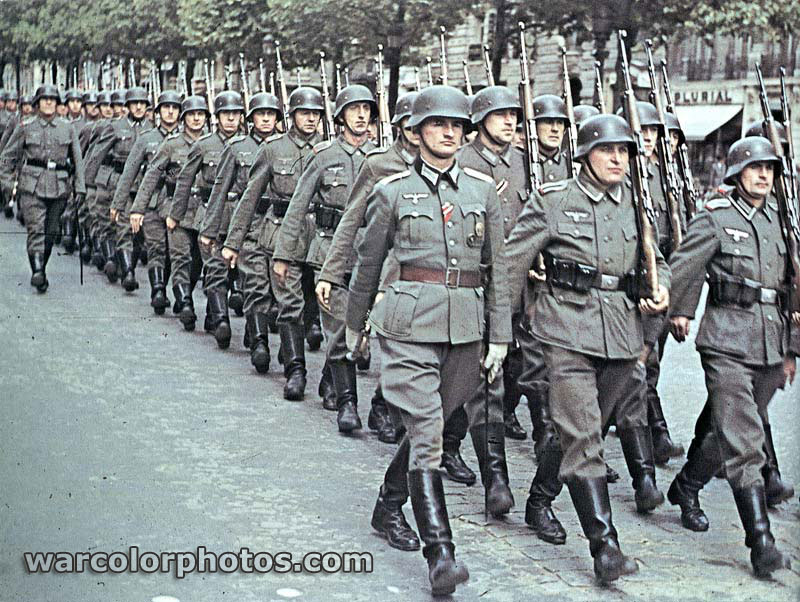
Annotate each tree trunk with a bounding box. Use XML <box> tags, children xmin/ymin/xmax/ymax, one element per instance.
<box><xmin>386</xmin><ymin>0</ymin><xmax>406</xmax><ymax>115</ymax></box>
<box><xmin>15</xmin><ymin>55</ymin><xmax>21</xmax><ymax>96</ymax></box>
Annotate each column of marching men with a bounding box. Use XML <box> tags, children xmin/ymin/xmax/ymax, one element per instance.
<box><xmin>0</xmin><ymin>54</ymin><xmax>798</xmax><ymax>595</ymax></box>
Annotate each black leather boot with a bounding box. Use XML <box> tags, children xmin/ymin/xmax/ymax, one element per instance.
<box><xmin>667</xmin><ymin>413</ymin><xmax>720</xmax><ymax>532</ymax></box>
<box><xmin>371</xmin><ymin>438</ymin><xmax>420</xmax><ymax>551</ymax></box>
<box><xmin>408</xmin><ymin>469</ymin><xmax>470</xmax><ymax>595</ymax></box>
<box><xmin>247</xmin><ymin>312</ymin><xmax>270</xmax><ymax>373</ymax></box>
<box><xmin>648</xmin><ymin>392</ymin><xmax>685</xmax><ymax>465</ymax></box>
<box><xmin>605</xmin><ymin>462</ymin><xmax>621</xmax><ymax>483</ymax></box>
<box><xmin>118</xmin><ymin>249</ymin><xmax>139</xmax><ymax>292</ymax></box>
<box><xmin>503</xmin><ymin>355</ymin><xmax>527</xmax><ymax>440</ymax></box>
<box><xmin>3</xmin><ymin>198</ymin><xmax>12</xmax><ymax>218</ymax></box>
<box><xmin>368</xmin><ymin>385</ymin><xmax>389</xmax><ymax>431</ymax></box>
<box><xmin>279</xmin><ymin>322</ymin><xmax>307</xmax><ymax>401</ymax></box>
<box><xmin>441</xmin><ymin>412</ymin><xmax>476</xmax><ymax>485</ymax></box>
<box><xmin>148</xmin><ymin>267</ymin><xmax>168</xmax><ymax>315</ymax></box>
<box><xmin>29</xmin><ymin>253</ymin><xmax>48</xmax><ymax>293</ymax></box>
<box><xmin>525</xmin><ymin>432</ymin><xmax>566</xmax><ymax>544</ymax></box>
<box><xmin>61</xmin><ymin>212</ymin><xmax>76</xmax><ymax>254</ymax></box>
<box><xmin>762</xmin><ymin>424</ymin><xmax>794</xmax><ymax>507</ymax></box>
<box><xmin>618</xmin><ymin>427</ymin><xmax>665</xmax><ymax>513</ymax></box>
<box><xmin>174</xmin><ymin>283</ymin><xmax>196</xmax><ymax>331</ymax></box>
<box><xmin>527</xmin><ymin>381</ymin><xmax>556</xmax><ymax>460</ymax></box>
<box><xmin>331</xmin><ymin>360</ymin><xmax>361</xmax><ymax>432</ymax></box>
<box><xmin>102</xmin><ymin>239</ymin><xmax>118</xmax><ymax>282</ymax></box>
<box><xmin>469</xmin><ymin>423</ymin><xmax>514</xmax><ymax>517</ymax></box>
<box><xmin>306</xmin><ymin>320</ymin><xmax>323</xmax><ymax>352</ymax></box>
<box><xmin>267</xmin><ymin>303</ymin><xmax>279</xmax><ymax>333</ymax></box>
<box><xmin>227</xmin><ymin>267</ymin><xmax>244</xmax><ymax>317</ymax></box>
<box><xmin>206</xmin><ymin>290</ymin><xmax>231</xmax><ymax>349</ymax></box>
<box><xmin>567</xmin><ymin>476</ymin><xmax>638</xmax><ymax>584</ymax></box>
<box><xmin>318</xmin><ymin>360</ymin><xmax>337</xmax><ymax>410</ymax></box>
<box><xmin>732</xmin><ymin>484</ymin><xmax>791</xmax><ymax>578</ymax></box>
<box><xmin>92</xmin><ymin>237</ymin><xmax>105</xmax><ymax>270</ymax></box>
<box><xmin>80</xmin><ymin>230</ymin><xmax>93</xmax><ymax>263</ymax></box>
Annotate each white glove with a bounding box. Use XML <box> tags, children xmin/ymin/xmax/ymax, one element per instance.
<box><xmin>483</xmin><ymin>343</ymin><xmax>508</xmax><ymax>384</ymax></box>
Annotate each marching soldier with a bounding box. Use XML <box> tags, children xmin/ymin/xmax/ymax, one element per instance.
<box><xmin>272</xmin><ymin>84</ymin><xmax>376</xmax><ymax>430</ymax></box>
<box><xmin>533</xmin><ymin>94</ymin><xmax>571</xmax><ymax>183</ymax></box>
<box><xmin>504</xmin><ymin>114</ymin><xmax>670</xmax><ymax>583</ymax></box>
<box><xmin>224</xmin><ymin>87</ymin><xmax>326</xmax><ymax>403</ymax></box>
<box><xmin>133</xmin><ymin>95</ymin><xmax>210</xmax><ymax>327</ymax></box>
<box><xmin>201</xmin><ymin>92</ymin><xmax>280</xmax><ymax>368</ymax></box>
<box><xmin>0</xmin><ymin>84</ymin><xmax>85</xmax><ymax>293</ymax></box>
<box><xmin>110</xmin><ymin>89</ymin><xmax>127</xmax><ymax>119</ymax></box>
<box><xmin>86</xmin><ymin>86</ymin><xmax>152</xmax><ymax>289</ymax></box>
<box><xmin>65</xmin><ymin>89</ymin><xmax>84</xmax><ymax>123</ymax></box>
<box><xmin>83</xmin><ymin>90</ymin><xmax>115</xmax><ymax>270</ymax></box>
<box><xmin>120</xmin><ymin>90</ymin><xmax>182</xmax><ymax>312</ymax></box>
<box><xmin>316</xmin><ymin>91</ymin><xmax>419</xmax><ymax>443</ymax></box>
<box><xmin>170</xmin><ymin>90</ymin><xmax>244</xmax><ymax>347</ymax></box>
<box><xmin>667</xmin><ymin>136</ymin><xmax>797</xmax><ymax>578</ymax></box>
<box><xmin>346</xmin><ymin>85</ymin><xmax>511</xmax><ymax>596</ymax></box>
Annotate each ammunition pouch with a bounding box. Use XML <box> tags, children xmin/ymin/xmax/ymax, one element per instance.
<box><xmin>165</xmin><ymin>182</ymin><xmax>176</xmax><ymax>197</ymax></box>
<box><xmin>543</xmin><ymin>251</ymin><xmax>638</xmax><ymax>299</ymax></box>
<box><xmin>708</xmin><ymin>274</ymin><xmax>783</xmax><ymax>308</ymax></box>
<box><xmin>255</xmin><ymin>196</ymin><xmax>271</xmax><ymax>215</ymax></box>
<box><xmin>270</xmin><ymin>198</ymin><xmax>290</xmax><ymax>217</ymax></box>
<box><xmin>314</xmin><ymin>203</ymin><xmax>343</xmax><ymax>231</ymax></box>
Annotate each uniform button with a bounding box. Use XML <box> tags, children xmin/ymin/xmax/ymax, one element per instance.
<box><xmin>447</xmin><ymin>222</ymin><xmax>453</xmax><ymax>228</ymax></box>
<box><xmin>548</xmin><ymin>174</ymin><xmax>555</xmax><ymax>180</ymax></box>
<box><xmin>411</xmin><ymin>211</ymin><xmax>419</xmax><ymax>217</ymax></box>
<box><xmin>605</xmin><ymin>258</ymin><xmax>611</xmax><ymax>263</ymax></box>
<box><xmin>734</xmin><ymin>249</ymin><xmax>740</xmax><ymax>255</ymax></box>
<box><xmin>504</xmin><ymin>217</ymin><xmax>509</xmax><ymax>223</ymax></box>
<box><xmin>449</xmin><ymin>240</ymin><xmax>455</xmax><ymax>246</ymax></box>
<box><xmin>440</xmin><ymin>183</ymin><xmax>447</xmax><ymax>190</ymax></box>
<box><xmin>558</xmin><ymin>294</ymin><xmax>564</xmax><ymax>301</ymax></box>
<box><xmin>412</xmin><ymin>199</ymin><xmax>418</xmax><ymax>204</ymax></box>
<box><xmin>574</xmin><ymin>229</ymin><xmax>580</xmax><ymax>236</ymax></box>
<box><xmin>280</xmin><ymin>170</ymin><xmax>286</xmax><ymax>174</ymax></box>
<box><xmin>767</xmin><ymin>315</ymin><xmax>773</xmax><ymax>322</ymax></box>
<box><xmin>604</xmin><ymin>297</ymin><xmax>610</xmax><ymax>303</ymax></box>
<box><xmin>604</xmin><ymin>215</ymin><xmax>610</xmax><ymax>221</ymax></box>
<box><xmin>603</xmin><ymin>236</ymin><xmax>609</xmax><ymax>242</ymax></box>
<box><xmin>450</xmin><ymin>258</ymin><xmax>458</xmax><ymax>265</ymax></box>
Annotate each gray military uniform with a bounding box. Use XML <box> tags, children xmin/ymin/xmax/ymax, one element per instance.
<box><xmin>668</xmin><ymin>194</ymin><xmax>798</xmax><ymax>489</ymax></box>
<box><xmin>347</xmin><ymin>159</ymin><xmax>512</xmax><ymax>468</ymax></box>
<box><xmin>504</xmin><ymin>170</ymin><xmax>671</xmax><ymax>481</ymax></box>
<box><xmin>0</xmin><ymin>114</ymin><xmax>85</xmax><ymax>255</ymax></box>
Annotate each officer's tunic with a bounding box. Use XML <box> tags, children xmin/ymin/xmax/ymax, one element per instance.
<box><xmin>668</xmin><ymin>194</ymin><xmax>799</xmax><ymax>489</ymax></box>
<box><xmin>347</xmin><ymin>159</ymin><xmax>512</xmax><ymax>468</ymax></box>
<box><xmin>504</xmin><ymin>170</ymin><xmax>671</xmax><ymax>480</ymax></box>
<box><xmin>225</xmin><ymin>129</ymin><xmax>321</xmax><ymax>321</ymax></box>
<box><xmin>0</xmin><ymin>114</ymin><xmax>86</xmax><ymax>255</ymax></box>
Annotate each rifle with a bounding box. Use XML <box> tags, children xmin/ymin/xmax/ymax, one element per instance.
<box><xmin>335</xmin><ymin>63</ymin><xmax>342</xmax><ymax>96</ymax></box>
<box><xmin>269</xmin><ymin>72</ymin><xmax>275</xmax><ymax>96</ymax></box>
<box><xmin>223</xmin><ymin>63</ymin><xmax>232</xmax><ymax>91</ymax></box>
<box><xmin>274</xmin><ymin>41</ymin><xmax>291</xmax><ymax>128</ymax></box>
<box><xmin>619</xmin><ymin>30</ymin><xmax>659</xmax><ymax>300</ymax></box>
<box><xmin>438</xmin><ymin>26</ymin><xmax>449</xmax><ymax>85</ymax></box>
<box><xmin>425</xmin><ymin>57</ymin><xmax>433</xmax><ymax>87</ymax></box>
<box><xmin>483</xmin><ymin>44</ymin><xmax>495</xmax><ymax>86</ymax></box>
<box><xmin>83</xmin><ymin>62</ymin><xmax>90</xmax><ymax>90</ymax></box>
<box><xmin>376</xmin><ymin>45</ymin><xmax>393</xmax><ymax>148</ymax></box>
<box><xmin>462</xmin><ymin>59</ymin><xmax>473</xmax><ymax>96</ymax></box>
<box><xmin>780</xmin><ymin>67</ymin><xmax>798</xmax><ymax>201</ymax></box>
<box><xmin>518</xmin><ymin>22</ymin><xmax>543</xmax><ymax>193</ymax></box>
<box><xmin>319</xmin><ymin>52</ymin><xmax>335</xmax><ymax>141</ymax></box>
<box><xmin>413</xmin><ymin>67</ymin><xmax>422</xmax><ymax>92</ymax></box>
<box><xmin>344</xmin><ymin>67</ymin><xmax>350</xmax><ymax>86</ymax></box>
<box><xmin>296</xmin><ymin>68</ymin><xmax>301</xmax><ymax>87</ymax></box>
<box><xmin>645</xmin><ymin>39</ymin><xmax>683</xmax><ymax>251</ymax></box>
<box><xmin>560</xmin><ymin>46</ymin><xmax>579</xmax><ymax>178</ymax></box>
<box><xmin>756</xmin><ymin>63</ymin><xmax>800</xmax><ymax>320</ymax></box>
<box><xmin>177</xmin><ymin>60</ymin><xmax>187</xmax><ymax>96</ymax></box>
<box><xmin>129</xmin><ymin>58</ymin><xmax>137</xmax><ymax>87</ymax></box>
<box><xmin>258</xmin><ymin>58</ymin><xmax>267</xmax><ymax>93</ymax></box>
<box><xmin>661</xmin><ymin>59</ymin><xmax>698</xmax><ymax>220</ymax></box>
<box><xmin>204</xmin><ymin>59</ymin><xmax>217</xmax><ymax>128</ymax></box>
<box><xmin>239</xmin><ymin>53</ymin><xmax>251</xmax><ymax>107</ymax></box>
<box><xmin>594</xmin><ymin>61</ymin><xmax>607</xmax><ymax>113</ymax></box>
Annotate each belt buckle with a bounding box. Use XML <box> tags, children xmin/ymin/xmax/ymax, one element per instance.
<box><xmin>46</xmin><ymin>160</ymin><xmax>57</xmax><ymax>170</ymax></box>
<box><xmin>445</xmin><ymin>267</ymin><xmax>460</xmax><ymax>288</ymax></box>
<box><xmin>760</xmin><ymin>288</ymin><xmax>777</xmax><ymax>304</ymax></box>
<box><xmin>600</xmin><ymin>274</ymin><xmax>619</xmax><ymax>290</ymax></box>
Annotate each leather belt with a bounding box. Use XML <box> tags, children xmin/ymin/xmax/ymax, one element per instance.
<box><xmin>400</xmin><ymin>265</ymin><xmax>481</xmax><ymax>288</ymax></box>
<box><xmin>271</xmin><ymin>198</ymin><xmax>290</xmax><ymax>218</ymax></box>
<box><xmin>26</xmin><ymin>158</ymin><xmax>69</xmax><ymax>172</ymax></box>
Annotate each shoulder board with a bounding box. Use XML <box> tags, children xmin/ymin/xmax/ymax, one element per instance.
<box><xmin>704</xmin><ymin>198</ymin><xmax>731</xmax><ymax>211</ymax></box>
<box><xmin>377</xmin><ymin>170</ymin><xmax>410</xmax><ymax>187</ymax></box>
<box><xmin>265</xmin><ymin>133</ymin><xmax>283</xmax><ymax>143</ymax></box>
<box><xmin>313</xmin><ymin>140</ymin><xmax>333</xmax><ymax>154</ymax></box>
<box><xmin>229</xmin><ymin>134</ymin><xmax>247</xmax><ymax>144</ymax></box>
<box><xmin>165</xmin><ymin>132</ymin><xmax>181</xmax><ymax>140</ymax></box>
<box><xmin>196</xmin><ymin>132</ymin><xmax>213</xmax><ymax>142</ymax></box>
<box><xmin>366</xmin><ymin>146</ymin><xmax>390</xmax><ymax>157</ymax></box>
<box><xmin>538</xmin><ymin>180</ymin><xmax>569</xmax><ymax>195</ymax></box>
<box><xmin>462</xmin><ymin>167</ymin><xmax>494</xmax><ymax>184</ymax></box>
<box><xmin>22</xmin><ymin>116</ymin><xmax>36</xmax><ymax>125</ymax></box>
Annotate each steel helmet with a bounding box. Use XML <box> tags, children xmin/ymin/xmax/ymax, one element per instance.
<box><xmin>574</xmin><ymin>114</ymin><xmax>635</xmax><ymax>160</ymax></box>
<box><xmin>247</xmin><ymin>92</ymin><xmax>282</xmax><ymax>119</ymax></box>
<box><xmin>407</xmin><ymin>85</ymin><xmax>470</xmax><ymax>129</ymax></box>
<box><xmin>470</xmin><ymin>85</ymin><xmax>522</xmax><ymax>125</ymax></box>
<box><xmin>333</xmin><ymin>84</ymin><xmax>376</xmax><ymax>123</ymax></box>
<box><xmin>723</xmin><ymin>136</ymin><xmax>780</xmax><ymax>185</ymax></box>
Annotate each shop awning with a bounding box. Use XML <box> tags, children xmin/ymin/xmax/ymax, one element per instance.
<box><xmin>673</xmin><ymin>104</ymin><xmax>743</xmax><ymax>142</ymax></box>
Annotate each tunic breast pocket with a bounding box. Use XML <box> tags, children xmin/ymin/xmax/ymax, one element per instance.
<box><xmin>460</xmin><ymin>203</ymin><xmax>486</xmax><ymax>248</ymax></box>
<box><xmin>202</xmin><ymin>152</ymin><xmax>222</xmax><ymax>183</ymax></box>
<box><xmin>718</xmin><ymin>240</ymin><xmax>755</xmax><ymax>278</ymax></box>
<box><xmin>622</xmin><ymin>223</ymin><xmax>639</xmax><ymax>270</ymax></box>
<box><xmin>397</xmin><ymin>204</ymin><xmax>436</xmax><ymax>249</ymax></box>
<box><xmin>272</xmin><ymin>162</ymin><xmax>297</xmax><ymax>198</ymax></box>
<box><xmin>320</xmin><ymin>170</ymin><xmax>349</xmax><ymax>206</ymax></box>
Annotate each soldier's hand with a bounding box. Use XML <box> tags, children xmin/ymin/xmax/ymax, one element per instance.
<box><xmin>273</xmin><ymin>259</ymin><xmax>289</xmax><ymax>284</ymax></box>
<box><xmin>639</xmin><ymin>285</ymin><xmax>669</xmax><ymax>315</ymax></box>
<box><xmin>130</xmin><ymin>213</ymin><xmax>144</xmax><ymax>234</ymax></box>
<box><xmin>316</xmin><ymin>280</ymin><xmax>332</xmax><ymax>310</ymax></box>
<box><xmin>221</xmin><ymin>247</ymin><xmax>238</xmax><ymax>268</ymax></box>
<box><xmin>792</xmin><ymin>312</ymin><xmax>800</xmax><ymax>327</ymax></box>
<box><xmin>199</xmin><ymin>235</ymin><xmax>214</xmax><ymax>252</ymax></box>
<box><xmin>165</xmin><ymin>216</ymin><xmax>178</xmax><ymax>231</ymax></box>
<box><xmin>528</xmin><ymin>269</ymin><xmax>546</xmax><ymax>282</ymax></box>
<box><xmin>670</xmin><ymin>316</ymin><xmax>691</xmax><ymax>342</ymax></box>
<box><xmin>783</xmin><ymin>354</ymin><xmax>796</xmax><ymax>386</ymax></box>
<box><xmin>483</xmin><ymin>343</ymin><xmax>508</xmax><ymax>384</ymax></box>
